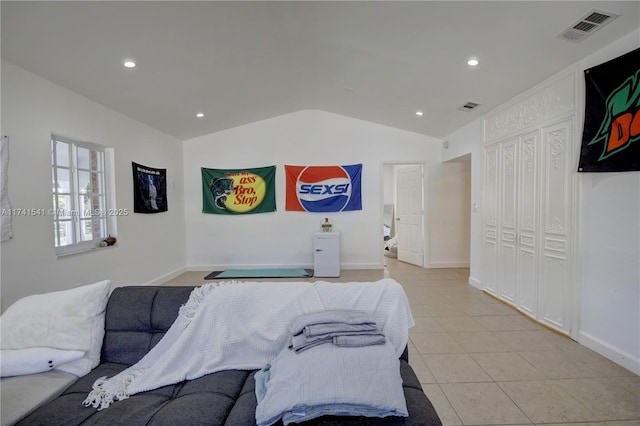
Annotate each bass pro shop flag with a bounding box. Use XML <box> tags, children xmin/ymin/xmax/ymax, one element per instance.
<box><xmin>285</xmin><ymin>164</ymin><xmax>362</xmax><ymax>212</ymax></box>
<box><xmin>202</xmin><ymin>165</ymin><xmax>276</xmax><ymax>214</ymax></box>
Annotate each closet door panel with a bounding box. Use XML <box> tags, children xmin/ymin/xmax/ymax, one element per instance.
<box><xmin>539</xmin><ymin>119</ymin><xmax>573</xmax><ymax>333</ymax></box>
<box><xmin>517</xmin><ymin>131</ymin><xmax>539</xmax><ymax>316</ymax></box>
<box><xmin>499</xmin><ymin>139</ymin><xmax>518</xmax><ymax>304</ymax></box>
<box><xmin>483</xmin><ymin>145</ymin><xmax>500</xmax><ymax>296</ymax></box>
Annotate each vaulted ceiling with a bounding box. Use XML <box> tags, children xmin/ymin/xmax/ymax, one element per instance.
<box><xmin>2</xmin><ymin>1</ymin><xmax>639</xmax><ymax>141</ymax></box>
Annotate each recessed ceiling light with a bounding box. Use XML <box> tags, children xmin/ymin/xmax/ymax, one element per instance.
<box><xmin>123</xmin><ymin>60</ymin><xmax>136</xmax><ymax>68</ymax></box>
<box><xmin>467</xmin><ymin>58</ymin><xmax>479</xmax><ymax>67</ymax></box>
<box><xmin>196</xmin><ymin>113</ymin><xmax>205</xmax><ymax>118</ymax></box>
<box><xmin>416</xmin><ymin>110</ymin><xmax>424</xmax><ymax>116</ymax></box>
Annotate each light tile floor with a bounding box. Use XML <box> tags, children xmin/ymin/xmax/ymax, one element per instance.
<box><xmin>163</xmin><ymin>258</ymin><xmax>640</xmax><ymax>426</ymax></box>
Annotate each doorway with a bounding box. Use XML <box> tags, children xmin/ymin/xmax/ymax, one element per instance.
<box><xmin>433</xmin><ymin>154</ymin><xmax>471</xmax><ymax>269</ymax></box>
<box><xmin>382</xmin><ymin>162</ymin><xmax>425</xmax><ymax>268</ymax></box>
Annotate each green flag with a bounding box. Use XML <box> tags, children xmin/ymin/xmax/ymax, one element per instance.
<box><xmin>202</xmin><ymin>166</ymin><xmax>276</xmax><ymax>214</ymax></box>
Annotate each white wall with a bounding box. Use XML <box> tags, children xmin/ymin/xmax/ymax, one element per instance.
<box><xmin>182</xmin><ymin>110</ymin><xmax>442</xmax><ymax>270</ymax></box>
<box><xmin>441</xmin><ymin>119</ymin><xmax>483</xmax><ymax>284</ymax></box>
<box><xmin>428</xmin><ymin>157</ymin><xmax>471</xmax><ymax>268</ymax></box>
<box><xmin>382</xmin><ymin>164</ymin><xmax>395</xmax><ymax>206</ymax></box>
<box><xmin>0</xmin><ymin>62</ymin><xmax>187</xmax><ymax>310</ymax></box>
<box><xmin>575</xmin><ymin>30</ymin><xmax>640</xmax><ymax>374</ymax></box>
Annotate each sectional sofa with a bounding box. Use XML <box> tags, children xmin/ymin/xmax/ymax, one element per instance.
<box><xmin>3</xmin><ymin>283</ymin><xmax>442</xmax><ymax>425</ymax></box>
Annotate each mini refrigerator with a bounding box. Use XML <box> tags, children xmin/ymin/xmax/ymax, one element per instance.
<box><xmin>313</xmin><ymin>232</ymin><xmax>340</xmax><ymax>277</ymax></box>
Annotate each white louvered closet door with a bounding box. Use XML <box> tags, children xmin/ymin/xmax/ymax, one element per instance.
<box><xmin>499</xmin><ymin>137</ymin><xmax>519</xmax><ymax>305</ymax></box>
<box><xmin>482</xmin><ymin>69</ymin><xmax>578</xmax><ymax>338</ymax></box>
<box><xmin>516</xmin><ymin>130</ymin><xmax>540</xmax><ymax>318</ymax></box>
<box><xmin>538</xmin><ymin>118</ymin><xmax>575</xmax><ymax>334</ymax></box>
<box><xmin>483</xmin><ymin>144</ymin><xmax>500</xmax><ymax>297</ymax></box>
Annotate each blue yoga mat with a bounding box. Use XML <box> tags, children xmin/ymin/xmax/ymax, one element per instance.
<box><xmin>204</xmin><ymin>268</ymin><xmax>313</xmax><ymax>279</ymax></box>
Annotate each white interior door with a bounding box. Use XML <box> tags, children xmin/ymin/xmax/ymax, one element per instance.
<box><xmin>396</xmin><ymin>165</ymin><xmax>424</xmax><ymax>266</ymax></box>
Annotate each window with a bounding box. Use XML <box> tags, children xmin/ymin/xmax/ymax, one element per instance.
<box><xmin>51</xmin><ymin>135</ymin><xmax>114</xmax><ymax>256</ymax></box>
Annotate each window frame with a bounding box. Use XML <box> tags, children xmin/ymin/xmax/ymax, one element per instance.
<box><xmin>51</xmin><ymin>134</ymin><xmax>116</xmax><ymax>257</ymax></box>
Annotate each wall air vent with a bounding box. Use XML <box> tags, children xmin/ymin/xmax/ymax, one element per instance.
<box><xmin>458</xmin><ymin>101</ymin><xmax>480</xmax><ymax>112</ymax></box>
<box><xmin>559</xmin><ymin>9</ymin><xmax>619</xmax><ymax>42</ymax></box>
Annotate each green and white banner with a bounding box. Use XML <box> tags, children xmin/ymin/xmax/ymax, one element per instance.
<box><xmin>202</xmin><ymin>165</ymin><xmax>276</xmax><ymax>214</ymax></box>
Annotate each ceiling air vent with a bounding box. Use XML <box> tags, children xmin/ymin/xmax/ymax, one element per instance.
<box><xmin>558</xmin><ymin>9</ymin><xmax>619</xmax><ymax>42</ymax></box>
<box><xmin>458</xmin><ymin>101</ymin><xmax>480</xmax><ymax>112</ymax></box>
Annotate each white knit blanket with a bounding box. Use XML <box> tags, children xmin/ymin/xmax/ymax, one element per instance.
<box><xmin>83</xmin><ymin>279</ymin><xmax>414</xmax><ymax>410</ymax></box>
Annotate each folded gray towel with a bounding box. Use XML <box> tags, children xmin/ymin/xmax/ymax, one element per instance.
<box><xmin>289</xmin><ymin>310</ymin><xmax>387</xmax><ymax>353</ymax></box>
<box><xmin>304</xmin><ymin>322</ymin><xmax>377</xmax><ymax>338</ymax></box>
<box><xmin>289</xmin><ymin>310</ymin><xmax>376</xmax><ymax>336</ymax></box>
<box><xmin>291</xmin><ymin>336</ymin><xmax>332</xmax><ymax>353</ymax></box>
<box><xmin>291</xmin><ymin>330</ymin><xmax>383</xmax><ymax>353</ymax></box>
<box><xmin>333</xmin><ymin>333</ymin><xmax>386</xmax><ymax>348</ymax></box>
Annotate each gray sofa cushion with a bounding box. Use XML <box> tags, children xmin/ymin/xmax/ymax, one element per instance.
<box><xmin>17</xmin><ymin>362</ymin><xmax>257</xmax><ymax>426</ymax></box>
<box><xmin>16</xmin><ymin>286</ymin><xmax>442</xmax><ymax>425</ymax></box>
<box><xmin>17</xmin><ymin>360</ymin><xmax>436</xmax><ymax>426</ymax></box>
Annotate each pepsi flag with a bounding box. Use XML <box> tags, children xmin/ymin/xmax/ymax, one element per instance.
<box><xmin>202</xmin><ymin>166</ymin><xmax>276</xmax><ymax>214</ymax></box>
<box><xmin>285</xmin><ymin>164</ymin><xmax>362</xmax><ymax>212</ymax></box>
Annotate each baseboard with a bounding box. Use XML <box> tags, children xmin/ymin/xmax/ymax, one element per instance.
<box><xmin>145</xmin><ymin>266</ymin><xmax>188</xmax><ymax>286</ymax></box>
<box><xmin>578</xmin><ymin>330</ymin><xmax>640</xmax><ymax>375</ymax></box>
<box><xmin>468</xmin><ymin>276</ymin><xmax>482</xmax><ymax>289</ymax></box>
<box><xmin>188</xmin><ymin>265</ymin><xmax>221</xmax><ymax>272</ymax></box>
<box><xmin>427</xmin><ymin>261</ymin><xmax>470</xmax><ymax>269</ymax></box>
<box><xmin>188</xmin><ymin>264</ymin><xmax>313</xmax><ymax>271</ymax></box>
<box><xmin>343</xmin><ymin>263</ymin><xmax>384</xmax><ymax>270</ymax></box>
<box><xmin>188</xmin><ymin>263</ymin><xmax>383</xmax><ymax>271</ymax></box>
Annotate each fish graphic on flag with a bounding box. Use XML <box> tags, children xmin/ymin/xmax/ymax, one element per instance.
<box><xmin>285</xmin><ymin>164</ymin><xmax>362</xmax><ymax>212</ymax></box>
<box><xmin>202</xmin><ymin>166</ymin><xmax>276</xmax><ymax>214</ymax></box>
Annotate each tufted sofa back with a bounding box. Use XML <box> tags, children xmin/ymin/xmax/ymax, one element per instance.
<box><xmin>101</xmin><ymin>286</ymin><xmax>194</xmax><ymax>365</ymax></box>
<box><xmin>101</xmin><ymin>284</ymin><xmax>410</xmax><ymax>366</ymax></box>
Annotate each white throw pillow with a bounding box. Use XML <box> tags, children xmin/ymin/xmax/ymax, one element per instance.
<box><xmin>1</xmin><ymin>347</ymin><xmax>85</xmax><ymax>377</ymax></box>
<box><xmin>0</xmin><ymin>280</ymin><xmax>111</xmax><ymax>377</ymax></box>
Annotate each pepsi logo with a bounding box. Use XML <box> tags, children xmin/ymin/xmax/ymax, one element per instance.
<box><xmin>296</xmin><ymin>166</ymin><xmax>352</xmax><ymax>212</ymax></box>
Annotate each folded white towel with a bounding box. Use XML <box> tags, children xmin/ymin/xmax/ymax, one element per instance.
<box><xmin>255</xmin><ymin>341</ymin><xmax>408</xmax><ymax>426</ymax></box>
